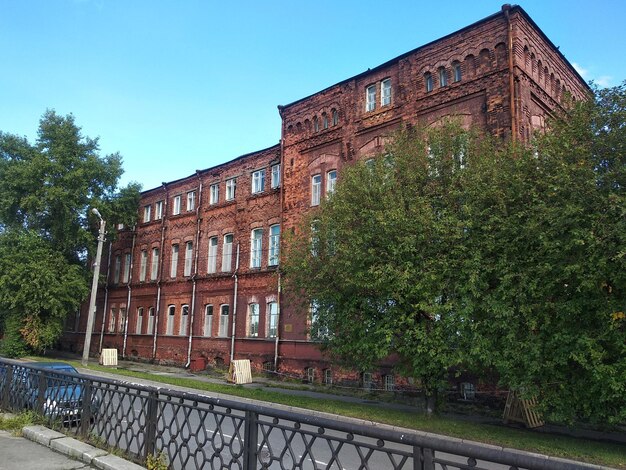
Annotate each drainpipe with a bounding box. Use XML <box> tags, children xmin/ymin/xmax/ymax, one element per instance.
<box><xmin>229</xmin><ymin>243</ymin><xmax>240</xmax><ymax>363</ymax></box>
<box><xmin>152</xmin><ymin>183</ymin><xmax>168</xmax><ymax>360</ymax></box>
<box><xmin>504</xmin><ymin>4</ymin><xmax>517</xmax><ymax>142</ymax></box>
<box><xmin>186</xmin><ymin>177</ymin><xmax>203</xmax><ymax>368</ymax></box>
<box><xmin>122</xmin><ymin>227</ymin><xmax>137</xmax><ymax>358</ymax></box>
<box><xmin>273</xmin><ymin>272</ymin><xmax>282</xmax><ymax>371</ymax></box>
<box><xmin>275</xmin><ymin>107</ymin><xmax>286</xmax><ymax>373</ymax></box>
<box><xmin>98</xmin><ymin>241</ymin><xmax>113</xmax><ymax>353</ymax></box>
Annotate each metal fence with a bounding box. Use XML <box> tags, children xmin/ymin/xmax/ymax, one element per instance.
<box><xmin>0</xmin><ymin>358</ymin><xmax>598</xmax><ymax>470</ymax></box>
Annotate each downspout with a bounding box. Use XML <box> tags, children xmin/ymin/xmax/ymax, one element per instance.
<box><xmin>186</xmin><ymin>176</ymin><xmax>203</xmax><ymax>368</ymax></box>
<box><xmin>98</xmin><ymin>240</ymin><xmax>113</xmax><ymax>353</ymax></box>
<box><xmin>504</xmin><ymin>4</ymin><xmax>517</xmax><ymax>142</ymax></box>
<box><xmin>274</xmin><ymin>107</ymin><xmax>286</xmax><ymax>372</ymax></box>
<box><xmin>122</xmin><ymin>227</ymin><xmax>137</xmax><ymax>358</ymax></box>
<box><xmin>273</xmin><ymin>273</ymin><xmax>281</xmax><ymax>371</ymax></box>
<box><xmin>152</xmin><ymin>183</ymin><xmax>168</xmax><ymax>360</ymax></box>
<box><xmin>229</xmin><ymin>243</ymin><xmax>240</xmax><ymax>363</ymax></box>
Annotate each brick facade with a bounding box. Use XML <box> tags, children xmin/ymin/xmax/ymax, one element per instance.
<box><xmin>63</xmin><ymin>5</ymin><xmax>588</xmax><ymax>387</ymax></box>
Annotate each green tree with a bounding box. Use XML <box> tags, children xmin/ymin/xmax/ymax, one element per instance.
<box><xmin>0</xmin><ymin>110</ymin><xmax>141</xmax><ymax>355</ymax></box>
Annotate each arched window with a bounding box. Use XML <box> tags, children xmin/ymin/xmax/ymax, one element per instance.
<box><xmin>313</xmin><ymin>116</ymin><xmax>319</xmax><ymax>132</ymax></box>
<box><xmin>424</xmin><ymin>72</ymin><xmax>433</xmax><ymax>92</ymax></box>
<box><xmin>452</xmin><ymin>62</ymin><xmax>462</xmax><ymax>82</ymax></box>
<box><xmin>322</xmin><ymin>112</ymin><xmax>329</xmax><ymax>129</ymax></box>
<box><xmin>438</xmin><ymin>67</ymin><xmax>448</xmax><ymax>87</ymax></box>
<box><xmin>331</xmin><ymin>108</ymin><xmax>338</xmax><ymax>126</ymax></box>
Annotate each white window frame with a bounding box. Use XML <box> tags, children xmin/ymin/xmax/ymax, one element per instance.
<box><xmin>180</xmin><ymin>304</ymin><xmax>189</xmax><ymax>336</ymax></box>
<box><xmin>150</xmin><ymin>248</ymin><xmax>159</xmax><ymax>281</ymax></box>
<box><xmin>187</xmin><ymin>191</ymin><xmax>196</xmax><ymax>211</ymax></box>
<box><xmin>172</xmin><ymin>195</ymin><xmax>181</xmax><ymax>215</ymax></box>
<box><xmin>252</xmin><ymin>169</ymin><xmax>265</xmax><ymax>194</ymax></box>
<box><xmin>184</xmin><ymin>241</ymin><xmax>193</xmax><ymax>277</ymax></box>
<box><xmin>222</xmin><ymin>234</ymin><xmax>233</xmax><ymax>272</ymax></box>
<box><xmin>147</xmin><ymin>307</ymin><xmax>155</xmax><ymax>335</ymax></box>
<box><xmin>108</xmin><ymin>308</ymin><xmax>117</xmax><ymax>333</ymax></box>
<box><xmin>209</xmin><ymin>183</ymin><xmax>219</xmax><ymax>204</ymax></box>
<box><xmin>268</xmin><ymin>224</ymin><xmax>280</xmax><ymax>266</ymax></box>
<box><xmin>326</xmin><ymin>170</ymin><xmax>337</xmax><ymax>195</ymax></box>
<box><xmin>250</xmin><ymin>228</ymin><xmax>263</xmax><ymax>268</ymax></box>
<box><xmin>384</xmin><ymin>374</ymin><xmax>395</xmax><ymax>391</ymax></box>
<box><xmin>170</xmin><ymin>244</ymin><xmax>179</xmax><ymax>278</ymax></box>
<box><xmin>155</xmin><ymin>200</ymin><xmax>163</xmax><ymax>220</ymax></box>
<box><xmin>218</xmin><ymin>304</ymin><xmax>229</xmax><ymax>337</ymax></box>
<box><xmin>118</xmin><ymin>308</ymin><xmax>126</xmax><ymax>333</ymax></box>
<box><xmin>139</xmin><ymin>250</ymin><xmax>148</xmax><ymax>282</ymax></box>
<box><xmin>208</xmin><ymin>236</ymin><xmax>218</xmax><ymax>273</ymax></box>
<box><xmin>271</xmin><ymin>164</ymin><xmax>280</xmax><ymax>189</ymax></box>
<box><xmin>366</xmin><ymin>84</ymin><xmax>376</xmax><ymax>112</ymax></box>
<box><xmin>204</xmin><ymin>305</ymin><xmax>213</xmax><ymax>337</ymax></box>
<box><xmin>143</xmin><ymin>205</ymin><xmax>151</xmax><ymax>223</ymax></box>
<box><xmin>123</xmin><ymin>253</ymin><xmax>131</xmax><ymax>283</ymax></box>
<box><xmin>267</xmin><ymin>301</ymin><xmax>278</xmax><ymax>338</ymax></box>
<box><xmin>324</xmin><ymin>369</ymin><xmax>333</xmax><ymax>385</ymax></box>
<box><xmin>311</xmin><ymin>174</ymin><xmax>321</xmax><ymax>206</ymax></box>
<box><xmin>248</xmin><ymin>303</ymin><xmax>260</xmax><ymax>337</ymax></box>
<box><xmin>381</xmin><ymin>78</ymin><xmax>391</xmax><ymax>106</ymax></box>
<box><xmin>136</xmin><ymin>307</ymin><xmax>143</xmax><ymax>334</ymax></box>
<box><xmin>226</xmin><ymin>178</ymin><xmax>236</xmax><ymax>201</ymax></box>
<box><xmin>166</xmin><ymin>305</ymin><xmax>175</xmax><ymax>335</ymax></box>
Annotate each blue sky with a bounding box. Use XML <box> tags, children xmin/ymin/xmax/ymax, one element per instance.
<box><xmin>1</xmin><ymin>1</ymin><xmax>624</xmax><ymax>191</ymax></box>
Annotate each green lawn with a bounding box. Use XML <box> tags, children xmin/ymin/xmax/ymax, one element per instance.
<box><xmin>26</xmin><ymin>357</ymin><xmax>626</xmax><ymax>468</ymax></box>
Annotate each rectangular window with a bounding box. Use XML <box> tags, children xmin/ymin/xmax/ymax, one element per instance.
<box><xmin>172</xmin><ymin>195</ymin><xmax>181</xmax><ymax>215</ymax></box>
<box><xmin>166</xmin><ymin>305</ymin><xmax>175</xmax><ymax>335</ymax></box>
<box><xmin>207</xmin><ymin>236</ymin><xmax>218</xmax><ymax>273</ymax></box>
<box><xmin>209</xmin><ymin>183</ymin><xmax>219</xmax><ymax>204</ymax></box>
<box><xmin>118</xmin><ymin>308</ymin><xmax>126</xmax><ymax>333</ymax></box>
<box><xmin>184</xmin><ymin>241</ymin><xmax>193</xmax><ymax>276</ymax></box>
<box><xmin>113</xmin><ymin>255</ymin><xmax>121</xmax><ymax>284</ymax></box>
<box><xmin>136</xmin><ymin>307</ymin><xmax>143</xmax><ymax>334</ymax></box>
<box><xmin>311</xmin><ymin>174</ymin><xmax>321</xmax><ymax>206</ymax></box>
<box><xmin>187</xmin><ymin>191</ymin><xmax>196</xmax><ymax>211</ymax></box>
<box><xmin>271</xmin><ymin>164</ymin><xmax>280</xmax><ymax>189</ymax></box>
<box><xmin>204</xmin><ymin>305</ymin><xmax>213</xmax><ymax>337</ymax></box>
<box><xmin>268</xmin><ymin>224</ymin><xmax>280</xmax><ymax>266</ymax></box>
<box><xmin>250</xmin><ymin>228</ymin><xmax>263</xmax><ymax>268</ymax></box>
<box><xmin>139</xmin><ymin>250</ymin><xmax>148</xmax><ymax>282</ymax></box>
<box><xmin>326</xmin><ymin>170</ymin><xmax>337</xmax><ymax>195</ymax></box>
<box><xmin>147</xmin><ymin>307</ymin><xmax>155</xmax><ymax>334</ymax></box>
<box><xmin>366</xmin><ymin>84</ymin><xmax>376</xmax><ymax>112</ymax></box>
<box><xmin>381</xmin><ymin>78</ymin><xmax>391</xmax><ymax>106</ymax></box>
<box><xmin>267</xmin><ymin>301</ymin><xmax>278</xmax><ymax>338</ymax></box>
<box><xmin>384</xmin><ymin>374</ymin><xmax>395</xmax><ymax>391</ymax></box>
<box><xmin>108</xmin><ymin>307</ymin><xmax>117</xmax><ymax>333</ymax></box>
<box><xmin>226</xmin><ymin>178</ymin><xmax>236</xmax><ymax>201</ymax></box>
<box><xmin>222</xmin><ymin>234</ymin><xmax>233</xmax><ymax>272</ymax></box>
<box><xmin>150</xmin><ymin>248</ymin><xmax>159</xmax><ymax>281</ymax></box>
<box><xmin>123</xmin><ymin>253</ymin><xmax>131</xmax><ymax>283</ymax></box>
<box><xmin>170</xmin><ymin>244</ymin><xmax>179</xmax><ymax>278</ymax></box>
<box><xmin>248</xmin><ymin>303</ymin><xmax>260</xmax><ymax>337</ymax></box>
<box><xmin>180</xmin><ymin>304</ymin><xmax>189</xmax><ymax>336</ymax></box>
<box><xmin>143</xmin><ymin>205</ymin><xmax>151</xmax><ymax>223</ymax></box>
<box><xmin>252</xmin><ymin>169</ymin><xmax>265</xmax><ymax>194</ymax></box>
<box><xmin>218</xmin><ymin>304</ymin><xmax>229</xmax><ymax>337</ymax></box>
<box><xmin>155</xmin><ymin>201</ymin><xmax>163</xmax><ymax>220</ymax></box>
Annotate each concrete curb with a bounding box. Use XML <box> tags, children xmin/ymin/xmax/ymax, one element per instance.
<box><xmin>22</xmin><ymin>424</ymin><xmax>145</xmax><ymax>470</ymax></box>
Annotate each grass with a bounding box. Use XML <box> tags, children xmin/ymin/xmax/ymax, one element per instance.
<box><xmin>0</xmin><ymin>410</ymin><xmax>44</xmax><ymax>436</ymax></box>
<box><xmin>25</xmin><ymin>356</ymin><xmax>626</xmax><ymax>468</ymax></box>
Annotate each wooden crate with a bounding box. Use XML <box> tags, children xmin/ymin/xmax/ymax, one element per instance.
<box><xmin>228</xmin><ymin>359</ymin><xmax>252</xmax><ymax>384</ymax></box>
<box><xmin>503</xmin><ymin>391</ymin><xmax>544</xmax><ymax>428</ymax></box>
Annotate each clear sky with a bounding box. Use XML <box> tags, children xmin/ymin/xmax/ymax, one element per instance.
<box><xmin>1</xmin><ymin>1</ymin><xmax>624</xmax><ymax>191</ymax></box>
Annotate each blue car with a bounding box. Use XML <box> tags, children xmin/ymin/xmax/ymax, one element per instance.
<box><xmin>14</xmin><ymin>362</ymin><xmax>100</xmax><ymax>425</ymax></box>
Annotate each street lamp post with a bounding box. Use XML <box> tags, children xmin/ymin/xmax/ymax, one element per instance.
<box><xmin>82</xmin><ymin>208</ymin><xmax>106</xmax><ymax>367</ymax></box>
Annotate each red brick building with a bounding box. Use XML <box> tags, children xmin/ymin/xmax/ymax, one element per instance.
<box><xmin>64</xmin><ymin>5</ymin><xmax>588</xmax><ymax>387</ymax></box>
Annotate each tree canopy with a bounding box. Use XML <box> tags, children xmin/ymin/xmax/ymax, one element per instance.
<box><xmin>0</xmin><ymin>110</ymin><xmax>141</xmax><ymax>354</ymax></box>
<box><xmin>283</xmin><ymin>83</ymin><xmax>626</xmax><ymax>424</ymax></box>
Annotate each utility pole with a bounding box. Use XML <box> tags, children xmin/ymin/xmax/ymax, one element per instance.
<box><xmin>82</xmin><ymin>208</ymin><xmax>106</xmax><ymax>367</ymax></box>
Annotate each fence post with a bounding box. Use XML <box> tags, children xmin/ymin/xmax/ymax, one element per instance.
<box><xmin>36</xmin><ymin>369</ymin><xmax>47</xmax><ymax>417</ymax></box>
<box><xmin>1</xmin><ymin>365</ymin><xmax>13</xmax><ymax>410</ymax></box>
<box><xmin>80</xmin><ymin>381</ymin><xmax>93</xmax><ymax>438</ymax></box>
<box><xmin>144</xmin><ymin>390</ymin><xmax>159</xmax><ymax>460</ymax></box>
<box><xmin>243</xmin><ymin>410</ymin><xmax>259</xmax><ymax>469</ymax></box>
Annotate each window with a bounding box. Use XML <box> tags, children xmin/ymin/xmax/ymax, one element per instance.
<box><xmin>424</xmin><ymin>72</ymin><xmax>433</xmax><ymax>92</ymax></box>
<box><xmin>310</xmin><ymin>220</ymin><xmax>319</xmax><ymax>257</ymax></box>
<box><xmin>306</xmin><ymin>367</ymin><xmax>315</xmax><ymax>383</ymax></box>
<box><xmin>170</xmin><ymin>244</ymin><xmax>179</xmax><ymax>278</ymax></box>
<box><xmin>136</xmin><ymin>307</ymin><xmax>143</xmax><ymax>334</ymax></box>
<box><xmin>150</xmin><ymin>248</ymin><xmax>159</xmax><ymax>281</ymax></box>
<box><xmin>366</xmin><ymin>84</ymin><xmax>376</xmax><ymax>112</ymax></box>
<box><xmin>324</xmin><ymin>369</ymin><xmax>333</xmax><ymax>386</ymax></box>
<box><xmin>139</xmin><ymin>250</ymin><xmax>148</xmax><ymax>282</ymax></box>
<box><xmin>172</xmin><ymin>195</ymin><xmax>181</xmax><ymax>215</ymax></box>
<box><xmin>384</xmin><ymin>374</ymin><xmax>395</xmax><ymax>391</ymax></box>
<box><xmin>113</xmin><ymin>255</ymin><xmax>121</xmax><ymax>284</ymax></box>
<box><xmin>166</xmin><ymin>305</ymin><xmax>175</xmax><ymax>335</ymax></box>
<box><xmin>248</xmin><ymin>303</ymin><xmax>259</xmax><ymax>337</ymax></box>
<box><xmin>226</xmin><ymin>178</ymin><xmax>236</xmax><ymax>201</ymax></box>
<box><xmin>180</xmin><ymin>304</ymin><xmax>189</xmax><ymax>336</ymax></box>
<box><xmin>268</xmin><ymin>224</ymin><xmax>280</xmax><ymax>266</ymax></box>
<box><xmin>438</xmin><ymin>67</ymin><xmax>448</xmax><ymax>87</ymax></box>
<box><xmin>311</xmin><ymin>174</ymin><xmax>321</xmax><ymax>206</ymax></box>
<box><xmin>381</xmin><ymin>78</ymin><xmax>391</xmax><ymax>106</ymax></box>
<box><xmin>267</xmin><ymin>301</ymin><xmax>278</xmax><ymax>338</ymax></box>
<box><xmin>184</xmin><ymin>241</ymin><xmax>193</xmax><ymax>276</ymax></box>
<box><xmin>322</xmin><ymin>113</ymin><xmax>328</xmax><ymax>129</ymax></box>
<box><xmin>453</xmin><ymin>62</ymin><xmax>462</xmax><ymax>82</ymax></box>
<box><xmin>222</xmin><ymin>234</ymin><xmax>233</xmax><ymax>272</ymax></box>
<box><xmin>187</xmin><ymin>191</ymin><xmax>196</xmax><ymax>211</ymax></box>
<box><xmin>271</xmin><ymin>164</ymin><xmax>280</xmax><ymax>189</ymax></box>
<box><xmin>209</xmin><ymin>183</ymin><xmax>219</xmax><ymax>204</ymax></box>
<box><xmin>204</xmin><ymin>305</ymin><xmax>213</xmax><ymax>337</ymax></box>
<box><xmin>252</xmin><ymin>169</ymin><xmax>265</xmax><ymax>194</ymax></box>
<box><xmin>313</xmin><ymin>116</ymin><xmax>319</xmax><ymax>132</ymax></box>
<box><xmin>155</xmin><ymin>200</ymin><xmax>163</xmax><ymax>220</ymax></box>
<box><xmin>326</xmin><ymin>170</ymin><xmax>337</xmax><ymax>195</ymax></box>
<box><xmin>108</xmin><ymin>307</ymin><xmax>117</xmax><ymax>333</ymax></box>
<box><xmin>206</xmin><ymin>236</ymin><xmax>218</xmax><ymax>273</ymax></box>
<box><xmin>123</xmin><ymin>253</ymin><xmax>131</xmax><ymax>283</ymax></box>
<box><xmin>118</xmin><ymin>308</ymin><xmax>127</xmax><ymax>333</ymax></box>
<box><xmin>218</xmin><ymin>304</ymin><xmax>229</xmax><ymax>337</ymax></box>
<box><xmin>147</xmin><ymin>307</ymin><xmax>155</xmax><ymax>334</ymax></box>
<box><xmin>331</xmin><ymin>108</ymin><xmax>338</xmax><ymax>126</ymax></box>
<box><xmin>250</xmin><ymin>228</ymin><xmax>263</xmax><ymax>268</ymax></box>
<box><xmin>143</xmin><ymin>205</ymin><xmax>151</xmax><ymax>223</ymax></box>
<box><xmin>362</xmin><ymin>372</ymin><xmax>373</xmax><ymax>391</ymax></box>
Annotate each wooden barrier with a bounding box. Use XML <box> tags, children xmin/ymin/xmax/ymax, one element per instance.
<box><xmin>100</xmin><ymin>348</ymin><xmax>118</xmax><ymax>367</ymax></box>
<box><xmin>228</xmin><ymin>359</ymin><xmax>252</xmax><ymax>384</ymax></box>
<box><xmin>503</xmin><ymin>391</ymin><xmax>544</xmax><ymax>428</ymax></box>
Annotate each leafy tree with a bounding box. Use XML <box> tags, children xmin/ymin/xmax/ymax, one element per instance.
<box><xmin>0</xmin><ymin>110</ymin><xmax>141</xmax><ymax>355</ymax></box>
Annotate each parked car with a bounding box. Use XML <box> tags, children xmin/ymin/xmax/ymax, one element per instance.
<box><xmin>14</xmin><ymin>362</ymin><xmax>100</xmax><ymax>425</ymax></box>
